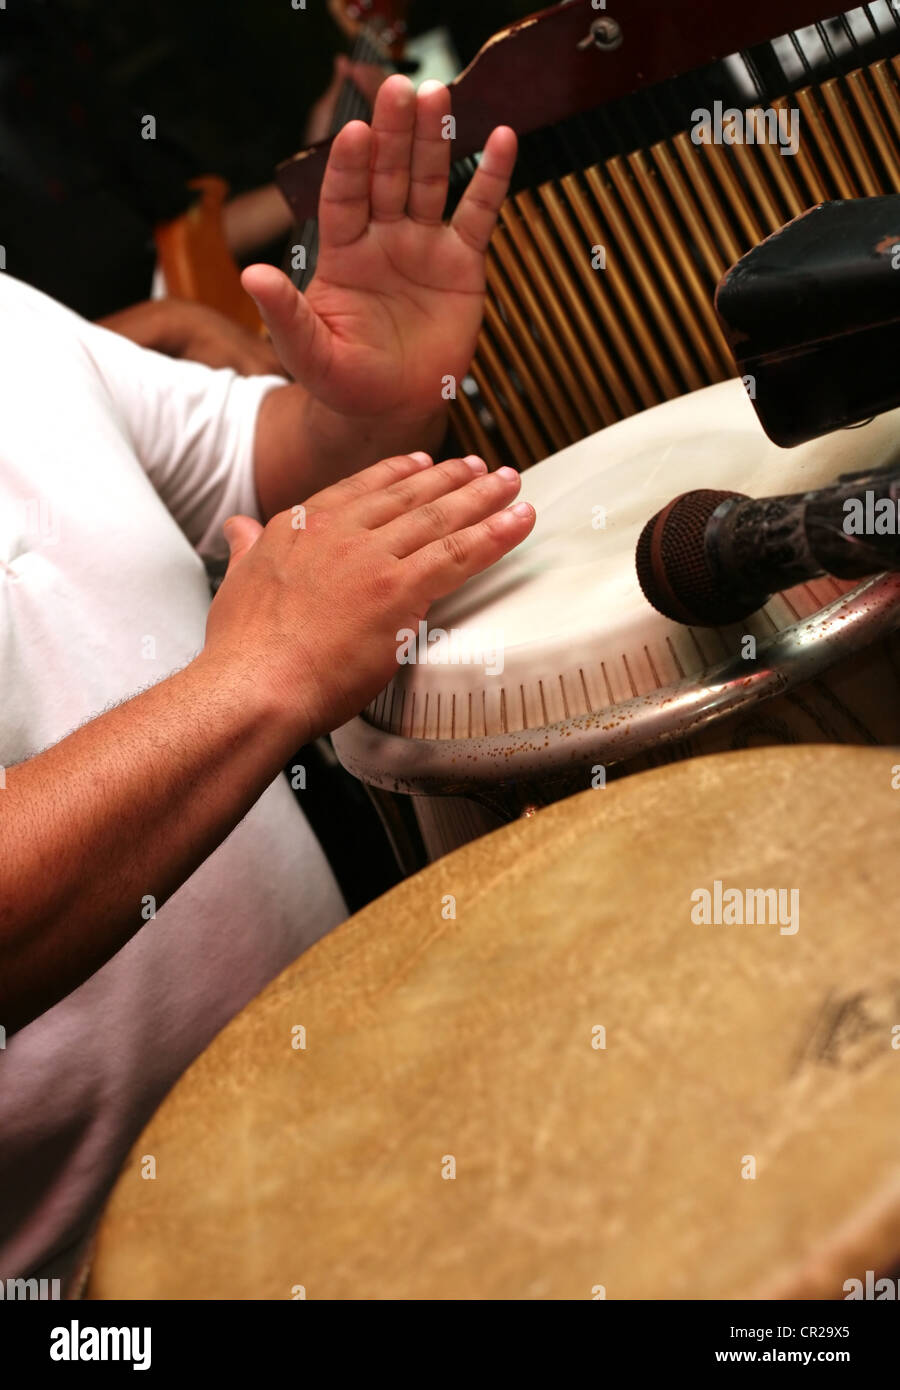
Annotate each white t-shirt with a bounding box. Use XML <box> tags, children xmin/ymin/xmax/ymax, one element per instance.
<box><xmin>0</xmin><ymin>276</ymin><xmax>347</xmax><ymax>1283</ymax></box>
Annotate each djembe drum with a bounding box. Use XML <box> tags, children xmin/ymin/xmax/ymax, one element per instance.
<box><xmin>87</xmin><ymin>744</ymin><xmax>900</xmax><ymax>1300</ymax></box>
<box><xmin>333</xmin><ymin>379</ymin><xmax>900</xmax><ymax>861</ymax></box>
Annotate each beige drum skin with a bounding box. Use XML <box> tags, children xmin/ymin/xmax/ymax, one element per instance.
<box><xmin>87</xmin><ymin>746</ymin><xmax>900</xmax><ymax>1301</ymax></box>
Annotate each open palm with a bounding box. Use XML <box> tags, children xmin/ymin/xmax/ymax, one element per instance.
<box><xmin>242</xmin><ymin>77</ymin><xmax>517</xmax><ymax>424</ymax></box>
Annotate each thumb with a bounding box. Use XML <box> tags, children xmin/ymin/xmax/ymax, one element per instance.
<box><xmin>222</xmin><ymin>515</ymin><xmax>263</xmax><ymax>575</ymax></box>
<box><xmin>240</xmin><ymin>264</ymin><xmax>331</xmax><ymax>391</ymax></box>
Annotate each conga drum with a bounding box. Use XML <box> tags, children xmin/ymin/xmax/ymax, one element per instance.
<box><xmin>87</xmin><ymin>745</ymin><xmax>900</xmax><ymax>1300</ymax></box>
<box><xmin>332</xmin><ymin>379</ymin><xmax>900</xmax><ymax>860</ymax></box>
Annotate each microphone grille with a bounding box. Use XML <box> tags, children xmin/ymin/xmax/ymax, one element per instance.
<box><xmin>636</xmin><ymin>489</ymin><xmax>748</xmax><ymax>625</ymax></box>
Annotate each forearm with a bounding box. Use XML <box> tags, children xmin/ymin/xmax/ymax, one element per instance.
<box><xmin>222</xmin><ymin>185</ymin><xmax>293</xmax><ymax>260</ymax></box>
<box><xmin>0</xmin><ymin>654</ymin><xmax>302</xmax><ymax>1035</ymax></box>
<box><xmin>253</xmin><ymin>384</ymin><xmax>448</xmax><ymax>520</ymax></box>
<box><xmin>97</xmin><ymin>299</ymin><xmax>193</xmax><ymax>355</ymax></box>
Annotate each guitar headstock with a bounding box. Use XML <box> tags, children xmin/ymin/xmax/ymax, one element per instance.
<box><xmin>328</xmin><ymin>0</ymin><xmax>410</xmax><ymax>59</ymax></box>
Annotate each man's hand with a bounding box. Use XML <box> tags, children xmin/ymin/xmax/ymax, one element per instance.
<box><xmin>99</xmin><ymin>299</ymin><xmax>287</xmax><ymax>377</ymax></box>
<box><xmin>0</xmin><ymin>451</ymin><xmax>533</xmax><ymax>1032</ymax></box>
<box><xmin>241</xmin><ymin>77</ymin><xmax>516</xmax><ymax>433</ymax></box>
<box><xmin>165</xmin><ymin>302</ymin><xmax>287</xmax><ymax>376</ymax></box>
<box><xmin>207</xmin><ymin>450</ymin><xmax>534</xmax><ymax>741</ymax></box>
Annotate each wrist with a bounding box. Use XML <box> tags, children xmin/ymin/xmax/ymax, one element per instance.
<box><xmin>149</xmin><ymin>299</ymin><xmax>196</xmax><ymax>356</ymax></box>
<box><xmin>253</xmin><ymin>385</ymin><xmax>449</xmax><ymax>522</ymax></box>
<box><xmin>98</xmin><ymin>299</ymin><xmax>190</xmax><ymax>355</ymax></box>
<box><xmin>303</xmin><ymin>392</ymin><xmax>448</xmax><ymax>468</ymax></box>
<box><xmin>187</xmin><ymin>648</ymin><xmax>311</xmax><ymax>768</ymax></box>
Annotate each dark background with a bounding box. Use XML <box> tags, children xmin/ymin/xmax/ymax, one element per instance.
<box><xmin>0</xmin><ymin>0</ymin><xmax>534</xmax><ymax>317</ymax></box>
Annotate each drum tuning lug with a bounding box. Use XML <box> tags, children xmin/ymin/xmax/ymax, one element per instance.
<box><xmin>577</xmin><ymin>17</ymin><xmax>623</xmax><ymax>52</ymax></box>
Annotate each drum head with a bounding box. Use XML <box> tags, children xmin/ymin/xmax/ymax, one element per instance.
<box><xmin>362</xmin><ymin>380</ymin><xmax>900</xmax><ymax>742</ymax></box>
<box><xmin>87</xmin><ymin>745</ymin><xmax>900</xmax><ymax>1299</ymax></box>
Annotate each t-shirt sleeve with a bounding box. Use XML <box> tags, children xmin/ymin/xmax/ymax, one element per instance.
<box><xmin>78</xmin><ymin>316</ymin><xmax>285</xmax><ymax>562</ymax></box>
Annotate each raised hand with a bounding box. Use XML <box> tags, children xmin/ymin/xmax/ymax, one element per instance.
<box><xmin>241</xmin><ymin>77</ymin><xmax>517</xmax><ymax>429</ymax></box>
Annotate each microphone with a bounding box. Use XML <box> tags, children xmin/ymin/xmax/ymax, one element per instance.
<box><xmin>635</xmin><ymin>470</ymin><xmax>900</xmax><ymax>626</ymax></box>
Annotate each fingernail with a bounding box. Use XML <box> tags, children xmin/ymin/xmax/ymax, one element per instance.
<box><xmin>497</xmin><ymin>466</ymin><xmax>519</xmax><ymax>481</ymax></box>
<box><xmin>464</xmin><ymin>454</ymin><xmax>487</xmax><ymax>472</ymax></box>
<box><xmin>409</xmin><ymin>451</ymin><xmax>432</xmax><ymax>465</ymax></box>
<box><xmin>510</xmin><ymin>501</ymin><xmax>533</xmax><ymax>517</ymax></box>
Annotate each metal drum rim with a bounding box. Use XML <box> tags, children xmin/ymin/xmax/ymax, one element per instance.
<box><xmin>331</xmin><ymin>572</ymin><xmax>900</xmax><ymax>798</ymax></box>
